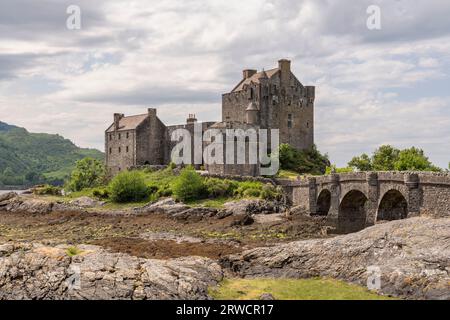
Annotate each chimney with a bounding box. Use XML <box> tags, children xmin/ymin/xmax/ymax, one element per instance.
<box><xmin>278</xmin><ymin>59</ymin><xmax>291</xmax><ymax>86</ymax></box>
<box><xmin>186</xmin><ymin>114</ymin><xmax>197</xmax><ymax>124</ymax></box>
<box><xmin>148</xmin><ymin>108</ymin><xmax>157</xmax><ymax>119</ymax></box>
<box><xmin>243</xmin><ymin>69</ymin><xmax>257</xmax><ymax>79</ymax></box>
<box><xmin>113</xmin><ymin>113</ymin><xmax>124</xmax><ymax>131</ymax></box>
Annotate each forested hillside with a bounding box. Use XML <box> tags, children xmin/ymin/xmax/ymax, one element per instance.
<box><xmin>0</xmin><ymin>121</ymin><xmax>103</xmax><ymax>186</ymax></box>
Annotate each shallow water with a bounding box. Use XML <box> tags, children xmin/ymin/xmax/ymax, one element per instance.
<box><xmin>0</xmin><ymin>190</ymin><xmax>23</xmax><ymax>196</ymax></box>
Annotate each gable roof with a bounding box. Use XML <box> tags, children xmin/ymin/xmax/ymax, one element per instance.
<box><xmin>231</xmin><ymin>68</ymin><xmax>279</xmax><ymax>92</ymax></box>
<box><xmin>106</xmin><ymin>114</ymin><xmax>148</xmax><ymax>132</ymax></box>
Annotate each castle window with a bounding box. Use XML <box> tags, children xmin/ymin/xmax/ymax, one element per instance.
<box><xmin>126</xmin><ymin>146</ymin><xmax>129</xmax><ymax>153</ymax></box>
<box><xmin>109</xmin><ymin>147</ymin><xmax>112</xmax><ymax>154</ymax></box>
<box><xmin>118</xmin><ymin>133</ymin><xmax>121</xmax><ymax>140</ymax></box>
<box><xmin>307</xmin><ymin>122</ymin><xmax>310</xmax><ymax>128</ymax></box>
<box><xmin>109</xmin><ymin>134</ymin><xmax>112</xmax><ymax>141</ymax></box>
<box><xmin>126</xmin><ymin>132</ymin><xmax>129</xmax><ymax>139</ymax></box>
<box><xmin>118</xmin><ymin>147</ymin><xmax>121</xmax><ymax>153</ymax></box>
<box><xmin>250</xmin><ymin>88</ymin><xmax>254</xmax><ymax>100</ymax></box>
<box><xmin>288</xmin><ymin>114</ymin><xmax>293</xmax><ymax>128</ymax></box>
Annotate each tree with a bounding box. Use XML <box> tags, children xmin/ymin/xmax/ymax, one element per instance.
<box><xmin>67</xmin><ymin>158</ymin><xmax>106</xmax><ymax>192</ymax></box>
<box><xmin>348</xmin><ymin>145</ymin><xmax>441</xmax><ymax>172</ymax></box>
<box><xmin>0</xmin><ymin>167</ymin><xmax>24</xmax><ymax>185</ymax></box>
<box><xmin>348</xmin><ymin>153</ymin><xmax>373</xmax><ymax>171</ymax></box>
<box><xmin>279</xmin><ymin>144</ymin><xmax>330</xmax><ymax>175</ymax></box>
<box><xmin>394</xmin><ymin>147</ymin><xmax>440</xmax><ymax>171</ymax></box>
<box><xmin>372</xmin><ymin>145</ymin><xmax>400</xmax><ymax>171</ymax></box>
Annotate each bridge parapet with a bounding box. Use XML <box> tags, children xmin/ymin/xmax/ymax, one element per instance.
<box><xmin>281</xmin><ymin>171</ymin><xmax>450</xmax><ymax>232</ymax></box>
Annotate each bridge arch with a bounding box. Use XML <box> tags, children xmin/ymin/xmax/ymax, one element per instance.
<box><xmin>315</xmin><ymin>189</ymin><xmax>331</xmax><ymax>216</ymax></box>
<box><xmin>377</xmin><ymin>189</ymin><xmax>408</xmax><ymax>221</ymax></box>
<box><xmin>338</xmin><ymin>190</ymin><xmax>368</xmax><ymax>233</ymax></box>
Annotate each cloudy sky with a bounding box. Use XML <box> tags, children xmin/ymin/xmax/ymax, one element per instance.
<box><xmin>0</xmin><ymin>0</ymin><xmax>449</xmax><ymax>167</ymax></box>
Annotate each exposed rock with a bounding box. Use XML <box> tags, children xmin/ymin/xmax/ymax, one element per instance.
<box><xmin>139</xmin><ymin>198</ymin><xmax>190</xmax><ymax>215</ymax></box>
<box><xmin>222</xmin><ymin>217</ymin><xmax>450</xmax><ymax>300</ymax></box>
<box><xmin>69</xmin><ymin>196</ymin><xmax>105</xmax><ymax>208</ymax></box>
<box><xmin>0</xmin><ymin>242</ymin><xmax>223</xmax><ymax>300</ymax></box>
<box><xmin>228</xmin><ymin>214</ymin><xmax>254</xmax><ymax>227</ymax></box>
<box><xmin>260</xmin><ymin>293</ymin><xmax>275</xmax><ymax>300</ymax></box>
<box><xmin>286</xmin><ymin>205</ymin><xmax>310</xmax><ymax>216</ymax></box>
<box><xmin>1</xmin><ymin>197</ymin><xmax>54</xmax><ymax>214</ymax></box>
<box><xmin>137</xmin><ymin>198</ymin><xmax>218</xmax><ymax>222</ymax></box>
<box><xmin>0</xmin><ymin>192</ymin><xmax>18</xmax><ymax>203</ymax></box>
<box><xmin>140</xmin><ymin>232</ymin><xmax>202</xmax><ymax>244</ymax></box>
<box><xmin>223</xmin><ymin>199</ymin><xmax>285</xmax><ymax>216</ymax></box>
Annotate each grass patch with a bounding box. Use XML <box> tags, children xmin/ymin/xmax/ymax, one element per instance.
<box><xmin>66</xmin><ymin>246</ymin><xmax>83</xmax><ymax>257</ymax></box>
<box><xmin>209</xmin><ymin>278</ymin><xmax>395</xmax><ymax>300</ymax></box>
<box><xmin>276</xmin><ymin>170</ymin><xmax>300</xmax><ymax>180</ymax></box>
<box><xmin>186</xmin><ymin>197</ymin><xmax>231</xmax><ymax>208</ymax></box>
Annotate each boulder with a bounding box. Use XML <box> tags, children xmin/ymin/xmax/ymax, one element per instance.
<box><xmin>0</xmin><ymin>242</ymin><xmax>223</xmax><ymax>300</ymax></box>
<box><xmin>260</xmin><ymin>293</ymin><xmax>275</xmax><ymax>300</ymax></box>
<box><xmin>2</xmin><ymin>197</ymin><xmax>53</xmax><ymax>214</ymax></box>
<box><xmin>0</xmin><ymin>192</ymin><xmax>18</xmax><ymax>203</ymax></box>
<box><xmin>69</xmin><ymin>196</ymin><xmax>105</xmax><ymax>208</ymax></box>
<box><xmin>222</xmin><ymin>217</ymin><xmax>450</xmax><ymax>300</ymax></box>
<box><xmin>222</xmin><ymin>199</ymin><xmax>285</xmax><ymax>216</ymax></box>
<box><xmin>140</xmin><ymin>198</ymin><xmax>190</xmax><ymax>215</ymax></box>
<box><xmin>138</xmin><ymin>198</ymin><xmax>218</xmax><ymax>221</ymax></box>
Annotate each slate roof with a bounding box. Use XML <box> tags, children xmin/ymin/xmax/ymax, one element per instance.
<box><xmin>106</xmin><ymin>114</ymin><xmax>148</xmax><ymax>132</ymax></box>
<box><xmin>231</xmin><ymin>68</ymin><xmax>279</xmax><ymax>92</ymax></box>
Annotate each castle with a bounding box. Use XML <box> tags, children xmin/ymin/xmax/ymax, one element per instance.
<box><xmin>105</xmin><ymin>59</ymin><xmax>315</xmax><ymax>176</ymax></box>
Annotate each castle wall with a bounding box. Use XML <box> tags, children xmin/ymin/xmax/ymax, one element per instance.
<box><xmin>166</xmin><ymin>122</ymin><xmax>215</xmax><ymax>166</ymax></box>
<box><xmin>136</xmin><ymin>115</ymin><xmax>167</xmax><ymax>165</ymax></box>
<box><xmin>222</xmin><ymin>70</ymin><xmax>314</xmax><ymax>151</ymax></box>
<box><xmin>105</xmin><ymin>130</ymin><xmax>136</xmax><ymax>175</ymax></box>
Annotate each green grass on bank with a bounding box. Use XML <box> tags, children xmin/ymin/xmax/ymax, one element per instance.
<box><xmin>209</xmin><ymin>278</ymin><xmax>395</xmax><ymax>300</ymax></box>
<box><xmin>276</xmin><ymin>169</ymin><xmax>300</xmax><ymax>180</ymax></box>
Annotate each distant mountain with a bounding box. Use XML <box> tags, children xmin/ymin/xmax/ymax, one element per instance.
<box><xmin>0</xmin><ymin>121</ymin><xmax>18</xmax><ymax>132</ymax></box>
<box><xmin>0</xmin><ymin>121</ymin><xmax>104</xmax><ymax>186</ymax></box>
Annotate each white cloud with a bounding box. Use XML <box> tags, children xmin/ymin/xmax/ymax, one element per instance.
<box><xmin>0</xmin><ymin>0</ymin><xmax>449</xmax><ymax>168</ymax></box>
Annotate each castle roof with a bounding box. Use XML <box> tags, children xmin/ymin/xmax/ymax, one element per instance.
<box><xmin>231</xmin><ymin>68</ymin><xmax>279</xmax><ymax>92</ymax></box>
<box><xmin>106</xmin><ymin>114</ymin><xmax>148</xmax><ymax>132</ymax></box>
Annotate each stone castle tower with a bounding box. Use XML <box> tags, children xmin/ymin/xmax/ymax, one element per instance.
<box><xmin>222</xmin><ymin>59</ymin><xmax>315</xmax><ymax>150</ymax></box>
<box><xmin>105</xmin><ymin>59</ymin><xmax>315</xmax><ymax>176</ymax></box>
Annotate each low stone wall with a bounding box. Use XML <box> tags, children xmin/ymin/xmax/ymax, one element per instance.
<box><xmin>129</xmin><ymin>165</ymin><xmax>169</xmax><ymax>171</ymax></box>
<box><xmin>200</xmin><ymin>172</ymin><xmax>276</xmax><ymax>184</ymax></box>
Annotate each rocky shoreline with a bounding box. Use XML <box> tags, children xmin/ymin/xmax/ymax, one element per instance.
<box><xmin>0</xmin><ymin>192</ymin><xmax>449</xmax><ymax>300</ymax></box>
<box><xmin>221</xmin><ymin>216</ymin><xmax>450</xmax><ymax>300</ymax></box>
<box><xmin>0</xmin><ymin>242</ymin><xmax>222</xmax><ymax>300</ymax></box>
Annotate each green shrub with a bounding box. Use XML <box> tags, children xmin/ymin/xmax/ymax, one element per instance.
<box><xmin>33</xmin><ymin>184</ymin><xmax>62</xmax><ymax>196</ymax></box>
<box><xmin>108</xmin><ymin>170</ymin><xmax>150</xmax><ymax>203</ymax></box>
<box><xmin>66</xmin><ymin>246</ymin><xmax>82</xmax><ymax>257</ymax></box>
<box><xmin>168</xmin><ymin>162</ymin><xmax>177</xmax><ymax>170</ymax></box>
<box><xmin>234</xmin><ymin>181</ymin><xmax>263</xmax><ymax>197</ymax></box>
<box><xmin>261</xmin><ymin>184</ymin><xmax>283</xmax><ymax>201</ymax></box>
<box><xmin>92</xmin><ymin>187</ymin><xmax>110</xmax><ymax>199</ymax></box>
<box><xmin>243</xmin><ymin>188</ymin><xmax>261</xmax><ymax>198</ymax></box>
<box><xmin>172</xmin><ymin>167</ymin><xmax>205</xmax><ymax>202</ymax></box>
<box><xmin>204</xmin><ymin>178</ymin><xmax>238</xmax><ymax>198</ymax></box>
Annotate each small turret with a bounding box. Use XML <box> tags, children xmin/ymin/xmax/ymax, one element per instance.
<box><xmin>245</xmin><ymin>102</ymin><xmax>259</xmax><ymax>125</ymax></box>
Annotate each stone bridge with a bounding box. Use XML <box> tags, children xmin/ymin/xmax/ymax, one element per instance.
<box><xmin>279</xmin><ymin>172</ymin><xmax>450</xmax><ymax>233</ymax></box>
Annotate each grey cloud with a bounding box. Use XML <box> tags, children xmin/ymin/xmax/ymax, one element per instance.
<box><xmin>75</xmin><ymin>87</ymin><xmax>220</xmax><ymax>106</ymax></box>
